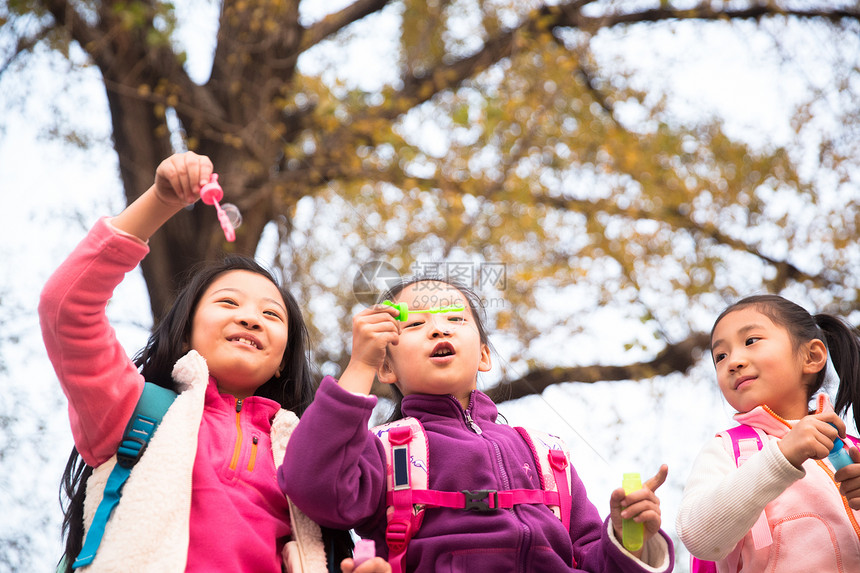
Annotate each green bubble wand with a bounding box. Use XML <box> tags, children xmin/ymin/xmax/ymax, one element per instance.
<box><xmin>382</xmin><ymin>300</ymin><xmax>465</xmax><ymax>322</ymax></box>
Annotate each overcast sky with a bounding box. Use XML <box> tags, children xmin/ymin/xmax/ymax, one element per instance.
<box><xmin>1</xmin><ymin>3</ymin><xmax>853</xmax><ymax>571</ymax></box>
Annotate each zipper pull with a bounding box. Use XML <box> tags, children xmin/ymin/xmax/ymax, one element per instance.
<box><xmin>236</xmin><ymin>399</ymin><xmax>243</xmax><ymax>413</ymax></box>
<box><xmin>464</xmin><ymin>410</ymin><xmax>482</xmax><ymax>434</ymax></box>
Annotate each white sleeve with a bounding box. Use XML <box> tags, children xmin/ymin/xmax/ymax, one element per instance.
<box><xmin>675</xmin><ymin>435</ymin><xmax>804</xmax><ymax>561</ymax></box>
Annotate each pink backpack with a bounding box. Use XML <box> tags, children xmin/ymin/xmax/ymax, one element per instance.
<box><xmin>689</xmin><ymin>424</ymin><xmax>860</xmax><ymax>573</ymax></box>
<box><xmin>371</xmin><ymin>417</ymin><xmax>573</xmax><ymax>573</ymax></box>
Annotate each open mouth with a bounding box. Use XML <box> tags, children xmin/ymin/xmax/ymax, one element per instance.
<box><xmin>431</xmin><ymin>342</ymin><xmax>455</xmax><ymax>357</ymax></box>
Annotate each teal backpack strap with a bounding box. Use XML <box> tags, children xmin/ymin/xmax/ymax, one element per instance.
<box><xmin>72</xmin><ymin>382</ymin><xmax>177</xmax><ymax>569</ymax></box>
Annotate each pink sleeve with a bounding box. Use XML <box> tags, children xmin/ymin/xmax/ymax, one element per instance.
<box><xmin>39</xmin><ymin>217</ymin><xmax>150</xmax><ymax>466</ymax></box>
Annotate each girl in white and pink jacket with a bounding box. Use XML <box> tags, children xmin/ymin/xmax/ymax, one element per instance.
<box><xmin>676</xmin><ymin>294</ymin><xmax>860</xmax><ymax>572</ymax></box>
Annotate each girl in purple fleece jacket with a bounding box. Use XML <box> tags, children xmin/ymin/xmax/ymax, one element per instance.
<box><xmin>279</xmin><ymin>278</ymin><xmax>675</xmax><ymax>573</ymax></box>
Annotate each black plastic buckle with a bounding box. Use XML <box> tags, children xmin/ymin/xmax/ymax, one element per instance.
<box><xmin>461</xmin><ymin>489</ymin><xmax>498</xmax><ymax>512</ymax></box>
<box><xmin>116</xmin><ymin>436</ymin><xmax>148</xmax><ymax>468</ymax></box>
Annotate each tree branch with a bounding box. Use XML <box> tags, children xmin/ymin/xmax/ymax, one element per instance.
<box><xmin>369</xmin><ymin>2</ymin><xmax>860</xmax><ymax>121</ymax></box>
<box><xmin>40</xmin><ymin>0</ymin><xmax>102</xmax><ymax>53</ymax></box>
<box><xmin>575</xmin><ymin>5</ymin><xmax>860</xmax><ymax>31</ymax></box>
<box><xmin>0</xmin><ymin>26</ymin><xmax>51</xmax><ymax>76</ymax></box>
<box><xmin>531</xmin><ymin>193</ymin><xmax>831</xmax><ymax>289</ymax></box>
<box><xmin>299</xmin><ymin>0</ymin><xmax>392</xmax><ymax>52</ymax></box>
<box><xmin>490</xmin><ymin>332</ymin><xmax>711</xmax><ymax>403</ymax></box>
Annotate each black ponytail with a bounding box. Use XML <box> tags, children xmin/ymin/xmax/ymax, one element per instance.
<box><xmin>816</xmin><ymin>313</ymin><xmax>860</xmax><ymax>431</ymax></box>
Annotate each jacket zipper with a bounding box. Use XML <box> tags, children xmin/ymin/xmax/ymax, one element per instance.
<box><xmin>461</xmin><ymin>391</ymin><xmax>483</xmax><ymax>434</ymax></box>
<box><xmin>459</xmin><ymin>392</ymin><xmax>530</xmax><ymax>571</ymax></box>
<box><xmin>761</xmin><ymin>405</ymin><xmax>793</xmax><ymax>430</ymax></box>
<box><xmin>814</xmin><ymin>395</ymin><xmax>860</xmax><ymax>541</ymax></box>
<box><xmin>248</xmin><ymin>435</ymin><xmax>259</xmax><ymax>471</ymax></box>
<box><xmin>764</xmin><ymin>402</ymin><xmax>860</xmax><ymax>541</ymax></box>
<box><xmin>230</xmin><ymin>399</ymin><xmax>243</xmax><ymax>471</ymax></box>
<box><xmin>464</xmin><ymin>409</ymin><xmax>482</xmax><ymax>434</ymax></box>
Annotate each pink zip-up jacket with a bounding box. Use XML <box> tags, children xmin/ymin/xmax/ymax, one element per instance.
<box><xmin>39</xmin><ymin>217</ymin><xmax>323</xmax><ymax>572</ymax></box>
<box><xmin>677</xmin><ymin>395</ymin><xmax>860</xmax><ymax>572</ymax></box>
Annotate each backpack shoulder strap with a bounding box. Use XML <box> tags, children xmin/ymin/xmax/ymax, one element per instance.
<box><xmin>373</xmin><ymin>417</ymin><xmax>429</xmax><ymax>493</ymax></box>
<box><xmin>691</xmin><ymin>424</ymin><xmax>770</xmax><ymax>573</ymax></box>
<box><xmin>514</xmin><ymin>427</ymin><xmax>572</xmax><ymax>532</ymax></box>
<box><xmin>73</xmin><ymin>382</ymin><xmax>177</xmax><ymax>569</ymax></box>
<box><xmin>689</xmin><ymin>555</ymin><xmax>719</xmax><ymax>573</ymax></box>
<box><xmin>718</xmin><ymin>424</ymin><xmax>772</xmax><ymax>554</ymax></box>
<box><xmin>371</xmin><ymin>417</ymin><xmax>428</xmax><ymax>573</ymax></box>
<box><xmin>719</xmin><ymin>424</ymin><xmax>767</xmax><ymax>467</ymax></box>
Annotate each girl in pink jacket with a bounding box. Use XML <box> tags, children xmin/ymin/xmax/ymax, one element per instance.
<box><xmin>676</xmin><ymin>294</ymin><xmax>860</xmax><ymax>572</ymax></box>
<box><xmin>40</xmin><ymin>152</ymin><xmax>378</xmax><ymax>572</ymax></box>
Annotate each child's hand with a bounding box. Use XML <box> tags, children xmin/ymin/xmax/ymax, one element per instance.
<box><xmin>350</xmin><ymin>305</ymin><xmax>400</xmax><ymax>370</ymax></box>
<box><xmin>153</xmin><ymin>151</ymin><xmax>213</xmax><ymax>209</ymax></box>
<box><xmin>835</xmin><ymin>446</ymin><xmax>860</xmax><ymax>510</ymax></box>
<box><xmin>338</xmin><ymin>305</ymin><xmax>400</xmax><ymax>394</ymax></box>
<box><xmin>778</xmin><ymin>412</ymin><xmax>845</xmax><ymax>469</ymax></box>
<box><xmin>609</xmin><ymin>464</ymin><xmax>668</xmax><ymax>556</ymax></box>
<box><xmin>340</xmin><ymin>557</ymin><xmax>392</xmax><ymax>573</ymax></box>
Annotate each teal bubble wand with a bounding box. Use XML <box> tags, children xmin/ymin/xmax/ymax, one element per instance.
<box><xmin>828</xmin><ymin>423</ymin><xmax>854</xmax><ymax>470</ymax></box>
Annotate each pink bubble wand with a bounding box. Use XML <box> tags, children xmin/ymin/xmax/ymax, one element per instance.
<box><xmin>199</xmin><ymin>174</ymin><xmax>242</xmax><ymax>242</ymax></box>
<box><xmin>353</xmin><ymin>539</ymin><xmax>375</xmax><ymax>568</ymax></box>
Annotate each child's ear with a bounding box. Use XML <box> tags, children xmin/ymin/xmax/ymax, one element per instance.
<box><xmin>377</xmin><ymin>358</ymin><xmax>398</xmax><ymax>385</ymax></box>
<box><xmin>478</xmin><ymin>343</ymin><xmax>492</xmax><ymax>373</ymax></box>
<box><xmin>803</xmin><ymin>338</ymin><xmax>828</xmax><ymax>375</ymax></box>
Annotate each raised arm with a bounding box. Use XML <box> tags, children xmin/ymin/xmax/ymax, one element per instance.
<box><xmin>39</xmin><ymin>152</ymin><xmax>213</xmax><ymax>465</ymax></box>
<box><xmin>112</xmin><ymin>151</ymin><xmax>213</xmax><ymax>240</ymax></box>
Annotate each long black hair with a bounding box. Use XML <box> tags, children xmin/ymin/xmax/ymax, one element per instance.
<box><xmin>59</xmin><ymin>255</ymin><xmax>351</xmax><ymax>571</ymax></box>
<box><xmin>712</xmin><ymin>294</ymin><xmax>860</xmax><ymax>430</ymax></box>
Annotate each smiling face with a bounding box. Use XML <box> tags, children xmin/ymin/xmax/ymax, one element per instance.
<box><xmin>189</xmin><ymin>270</ymin><xmax>289</xmax><ymax>399</ymax></box>
<box><xmin>711</xmin><ymin>306</ymin><xmax>825</xmax><ymax>419</ymax></box>
<box><xmin>378</xmin><ymin>282</ymin><xmax>491</xmax><ymax>408</ymax></box>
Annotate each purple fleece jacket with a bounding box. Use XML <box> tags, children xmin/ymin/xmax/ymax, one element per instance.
<box><xmin>280</xmin><ymin>376</ymin><xmax>674</xmax><ymax>572</ymax></box>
